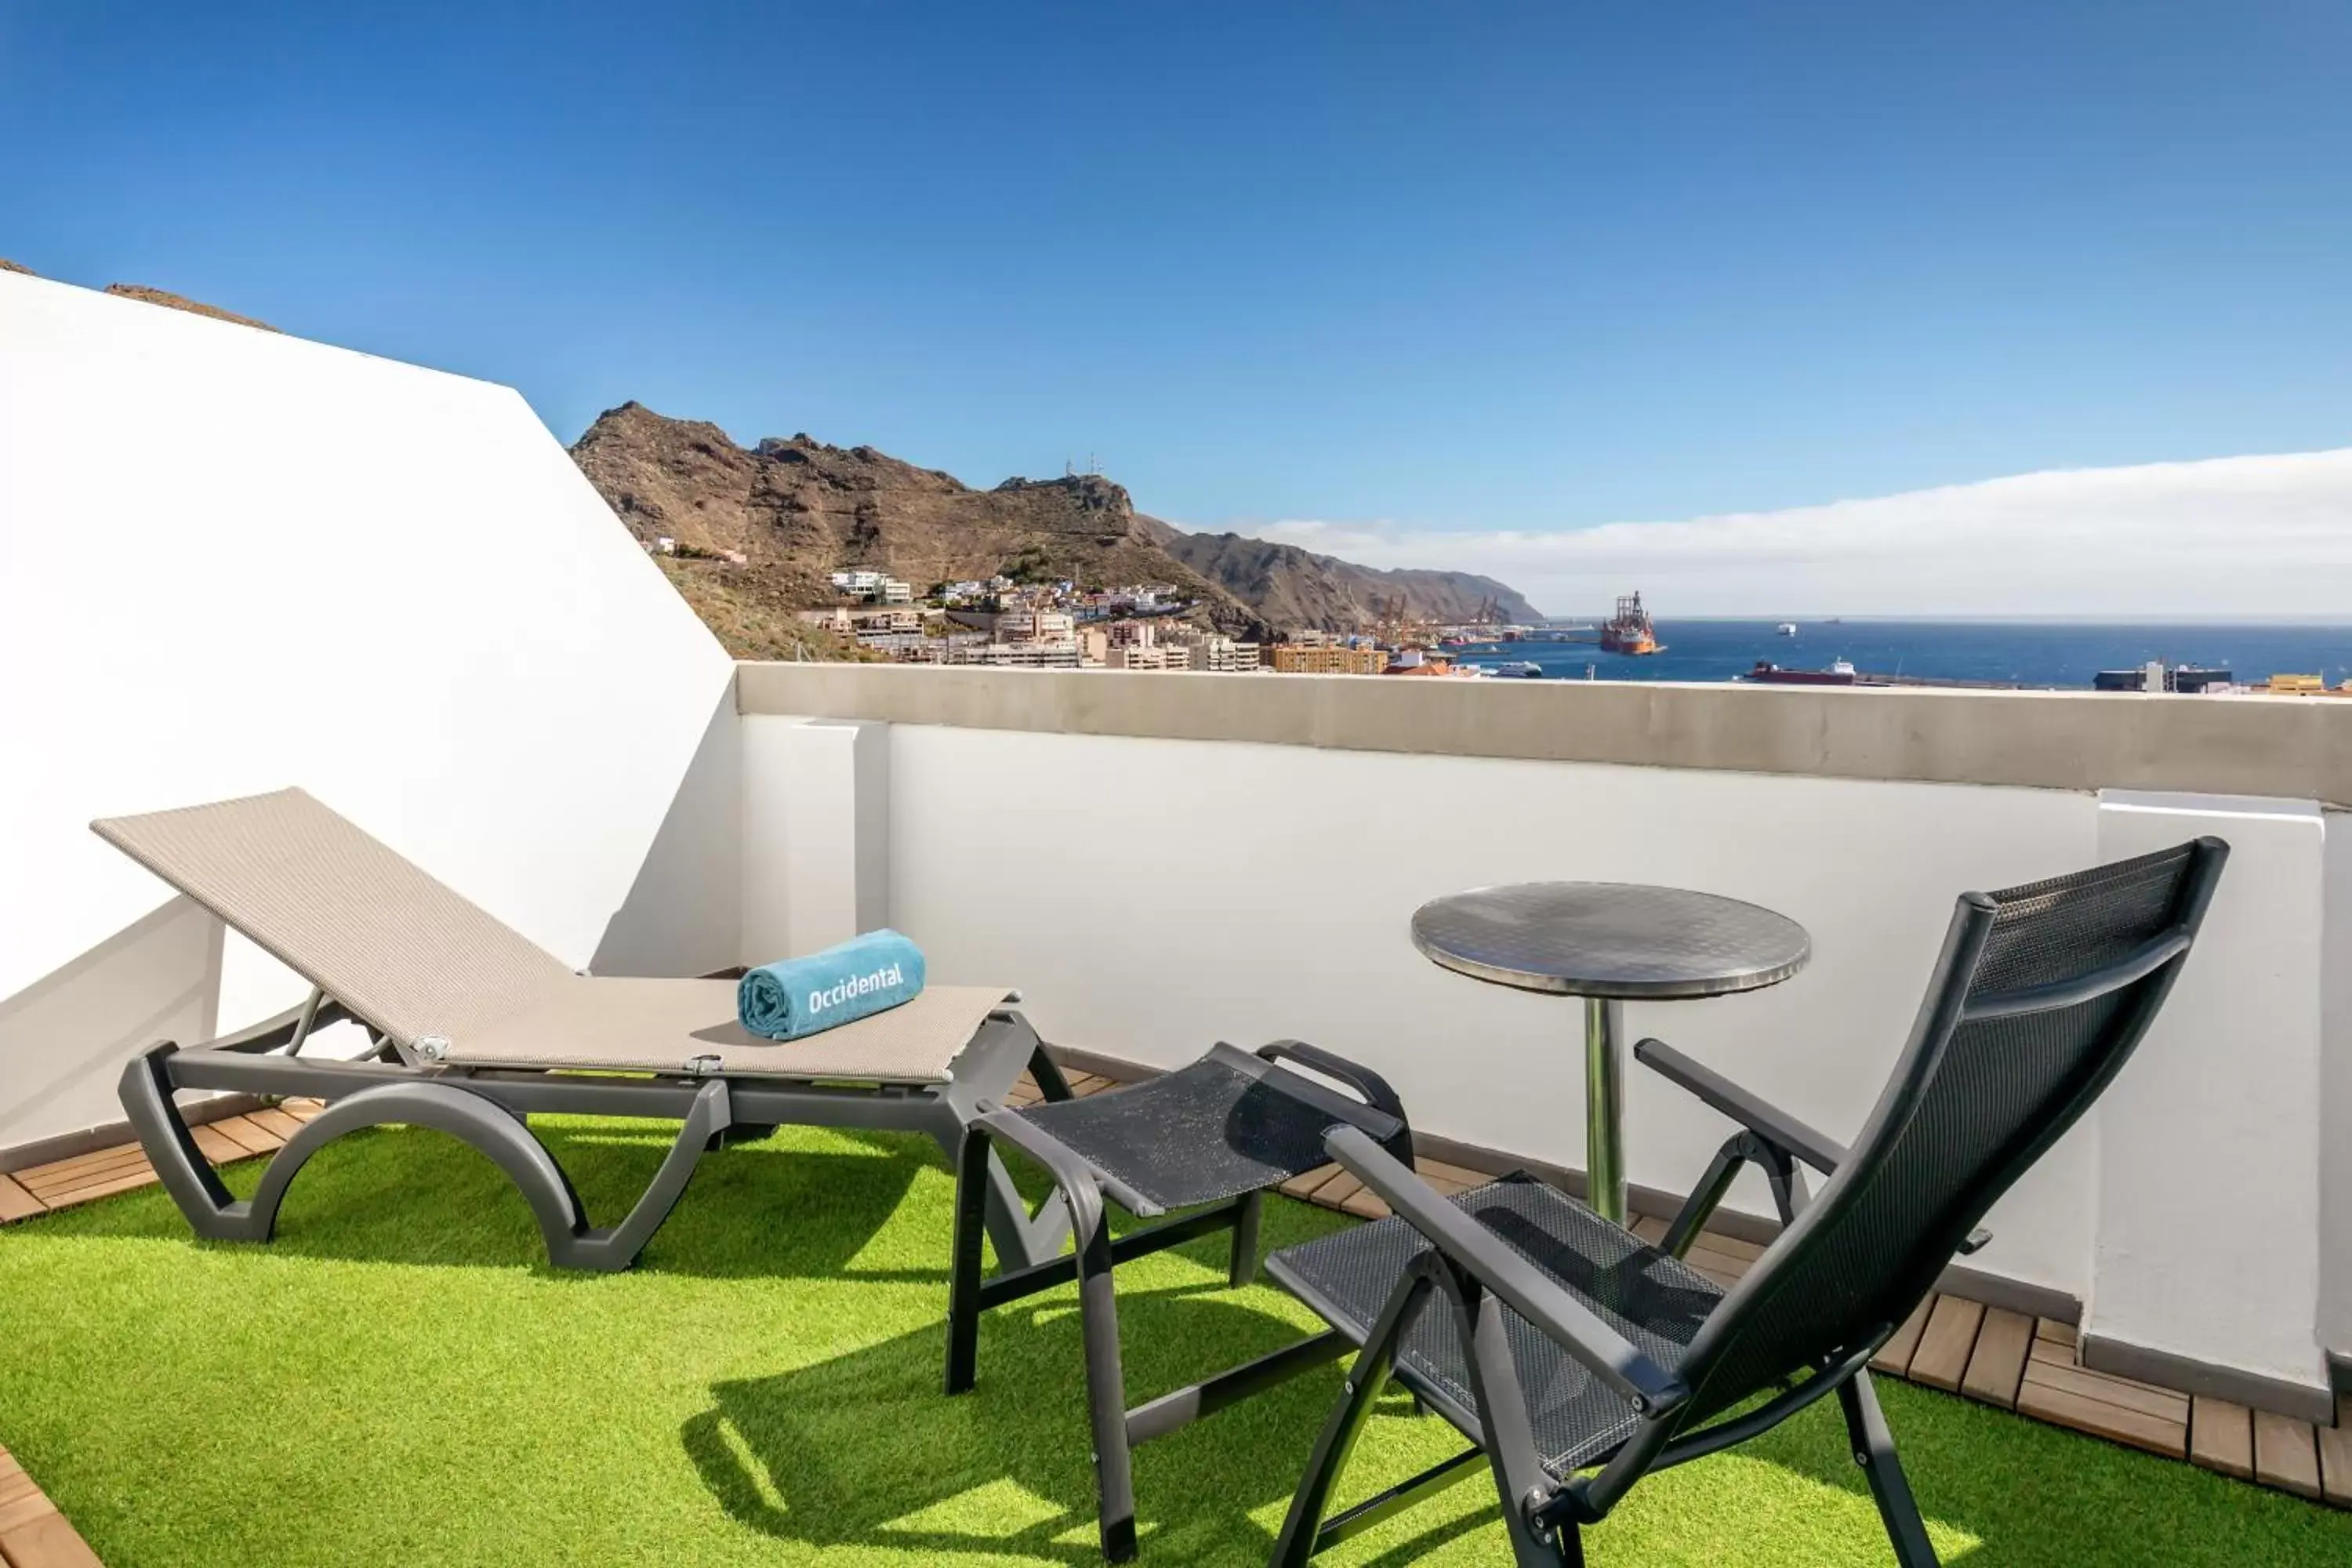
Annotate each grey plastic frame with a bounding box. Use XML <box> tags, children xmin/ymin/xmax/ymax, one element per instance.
<box><xmin>1266</xmin><ymin>837</ymin><xmax>2230</xmax><ymax>1567</ymax></box>
<box><xmin>118</xmin><ymin>1003</ymin><xmax>1075</xmax><ymax>1277</ymax></box>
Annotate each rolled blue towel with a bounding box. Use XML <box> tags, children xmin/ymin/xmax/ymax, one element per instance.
<box><xmin>737</xmin><ymin>929</ymin><xmax>927</xmax><ymax>1041</ymax></box>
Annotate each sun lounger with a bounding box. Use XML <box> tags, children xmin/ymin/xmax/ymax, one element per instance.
<box><xmin>96</xmin><ymin>788</ymin><xmax>1069</xmax><ymax>1275</ymax></box>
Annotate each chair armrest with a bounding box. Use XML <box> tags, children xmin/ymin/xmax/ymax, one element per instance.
<box><xmin>1634</xmin><ymin>1039</ymin><xmax>1846</xmax><ymax>1177</ymax></box>
<box><xmin>1258</xmin><ymin>1040</ymin><xmax>1413</xmax><ymax>1159</ymax></box>
<box><xmin>1324</xmin><ymin>1124</ymin><xmax>1688</xmax><ymax>1417</ymax></box>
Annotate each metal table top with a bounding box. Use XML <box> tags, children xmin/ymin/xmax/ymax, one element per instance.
<box><xmin>1410</xmin><ymin>881</ymin><xmax>1811</xmax><ymax>1000</ymax></box>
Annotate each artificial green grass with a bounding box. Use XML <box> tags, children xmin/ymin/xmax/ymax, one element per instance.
<box><xmin>1</xmin><ymin>1118</ymin><xmax>2345</xmax><ymax>1566</ymax></box>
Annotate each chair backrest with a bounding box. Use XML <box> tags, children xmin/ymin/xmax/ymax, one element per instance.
<box><xmin>92</xmin><ymin>787</ymin><xmax>573</xmax><ymax>1047</ymax></box>
<box><xmin>1665</xmin><ymin>837</ymin><xmax>2227</xmax><ymax>1429</ymax></box>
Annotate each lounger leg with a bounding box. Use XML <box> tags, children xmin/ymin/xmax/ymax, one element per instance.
<box><xmin>119</xmin><ymin>1044</ymin><xmax>256</xmax><ymax>1238</ymax></box>
<box><xmin>1228</xmin><ymin>1190</ymin><xmax>1263</xmax><ymax>1287</ymax></box>
<box><xmin>1269</xmin><ymin>1267</ymin><xmax>1432</xmax><ymax>1566</ymax></box>
<box><xmin>1838</xmin><ymin>1371</ymin><xmax>1939</xmax><ymax>1567</ymax></box>
<box><xmin>1076</xmin><ymin>1202</ymin><xmax>1140</xmax><ymax>1562</ymax></box>
<box><xmin>946</xmin><ymin>1125</ymin><xmax>991</xmax><ymax>1396</ymax></box>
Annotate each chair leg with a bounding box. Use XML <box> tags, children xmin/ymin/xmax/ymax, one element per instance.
<box><xmin>1076</xmin><ymin>1203</ymin><xmax>1139</xmax><ymax>1562</ymax></box>
<box><xmin>1838</xmin><ymin>1371</ymin><xmax>1939</xmax><ymax>1567</ymax></box>
<box><xmin>1228</xmin><ymin>1190</ymin><xmax>1263</xmax><ymax>1287</ymax></box>
<box><xmin>1268</xmin><ymin>1270</ymin><xmax>1432</xmax><ymax>1566</ymax></box>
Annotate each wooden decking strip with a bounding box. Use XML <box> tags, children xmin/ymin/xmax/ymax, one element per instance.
<box><xmin>0</xmin><ymin>1443</ymin><xmax>102</xmax><ymax>1567</ymax></box>
<box><xmin>6</xmin><ymin>1062</ymin><xmax>2347</xmax><ymax>1521</ymax></box>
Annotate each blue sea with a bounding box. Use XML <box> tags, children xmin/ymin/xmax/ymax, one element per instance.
<box><xmin>1448</xmin><ymin>622</ymin><xmax>2352</xmax><ymax>688</ymax></box>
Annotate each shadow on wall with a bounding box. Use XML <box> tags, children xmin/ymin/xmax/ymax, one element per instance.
<box><xmin>590</xmin><ymin>683</ymin><xmax>742</xmax><ymax>980</ymax></box>
<box><xmin>0</xmin><ymin>895</ymin><xmax>221</xmax><ymax>1151</ymax></box>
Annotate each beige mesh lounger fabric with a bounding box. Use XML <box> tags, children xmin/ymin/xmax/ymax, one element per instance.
<box><xmin>93</xmin><ymin>787</ymin><xmax>995</xmax><ymax>1083</ymax></box>
<box><xmin>95</xmin><ymin>787</ymin><xmax>1069</xmax><ymax>1275</ymax></box>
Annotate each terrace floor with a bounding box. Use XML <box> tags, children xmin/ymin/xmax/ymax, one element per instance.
<box><xmin>0</xmin><ymin>1071</ymin><xmax>2347</xmax><ymax>1566</ymax></box>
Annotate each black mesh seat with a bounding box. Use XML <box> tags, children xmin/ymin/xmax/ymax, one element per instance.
<box><xmin>946</xmin><ymin>1038</ymin><xmax>1414</xmax><ymax>1562</ymax></box>
<box><xmin>1014</xmin><ymin>1047</ymin><xmax>1401</xmax><ymax>1214</ymax></box>
<box><xmin>1268</xmin><ymin>1175</ymin><xmax>1721</xmax><ymax>1476</ymax></box>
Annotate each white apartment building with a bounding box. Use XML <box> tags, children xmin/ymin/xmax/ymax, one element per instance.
<box><xmin>1107</xmin><ymin>644</ymin><xmax>1189</xmax><ymax>672</ymax></box>
<box><xmin>951</xmin><ymin>641</ymin><xmax>1083</xmax><ymax>669</ymax></box>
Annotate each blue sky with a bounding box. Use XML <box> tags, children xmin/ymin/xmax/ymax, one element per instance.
<box><xmin>5</xmin><ymin>1</ymin><xmax>2349</xmax><ymax>543</ymax></box>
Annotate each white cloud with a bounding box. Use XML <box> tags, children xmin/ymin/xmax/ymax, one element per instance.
<box><xmin>1239</xmin><ymin>449</ymin><xmax>2352</xmax><ymax>619</ymax></box>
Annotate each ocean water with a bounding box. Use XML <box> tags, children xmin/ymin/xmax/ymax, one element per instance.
<box><xmin>1448</xmin><ymin>621</ymin><xmax>2352</xmax><ymax>688</ymax></box>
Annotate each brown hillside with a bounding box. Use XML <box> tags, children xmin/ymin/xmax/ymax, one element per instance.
<box><xmin>570</xmin><ymin>402</ymin><xmax>1269</xmax><ymax>636</ymax></box>
<box><xmin>102</xmin><ymin>283</ymin><xmax>278</xmax><ymax>332</ymax></box>
<box><xmin>569</xmin><ymin>403</ymin><xmax>1544</xmax><ymax>643</ymax></box>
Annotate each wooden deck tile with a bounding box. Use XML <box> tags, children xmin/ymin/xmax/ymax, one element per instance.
<box><xmin>278</xmin><ymin>1097</ymin><xmax>328</xmax><ymax>1122</ymax></box>
<box><xmin>189</xmin><ymin>1123</ymin><xmax>248</xmax><ymax>1164</ymax></box>
<box><xmin>2252</xmin><ymin>1410</ymin><xmax>2323</xmax><ymax>1501</ymax></box>
<box><xmin>2318</xmin><ymin>1396</ymin><xmax>2350</xmax><ymax>1508</ymax></box>
<box><xmin>1410</xmin><ymin>1157</ymin><xmax>1489</xmax><ymax>1192</ymax></box>
<box><xmin>1337</xmin><ymin>1186</ymin><xmax>1392</xmax><ymax>1221</ymax></box>
<box><xmin>1308</xmin><ymin>1170</ymin><xmax>1364</xmax><ymax>1210</ymax></box>
<box><xmin>1063</xmin><ymin>1073</ymin><xmax>1113</xmax><ymax>1098</ymax></box>
<box><xmin>0</xmin><ymin>1508</ymin><xmax>106</xmax><ymax>1568</ymax></box>
<box><xmin>245</xmin><ymin>1107</ymin><xmax>305</xmax><ymax>1142</ymax></box>
<box><xmin>206</xmin><ymin>1116</ymin><xmax>283</xmax><ymax>1156</ymax></box>
<box><xmin>2016</xmin><ymin>1350</ymin><xmax>2188</xmax><ymax>1458</ymax></box>
<box><xmin>2189</xmin><ymin>1397</ymin><xmax>2255</xmax><ymax>1481</ymax></box>
<box><xmin>10</xmin><ymin>1142</ymin><xmax>146</xmax><ymax>1189</ymax></box>
<box><xmin>1872</xmin><ymin>1297</ymin><xmax>1936</xmax><ymax>1377</ymax></box>
<box><xmin>1628</xmin><ymin>1214</ymin><xmax>1670</xmax><ymax>1246</ymax></box>
<box><xmin>2034</xmin><ymin>1316</ymin><xmax>2078</xmax><ymax>1350</ymax></box>
<box><xmin>0</xmin><ymin>1175</ymin><xmax>42</xmax><ymax>1225</ymax></box>
<box><xmin>1959</xmin><ymin>1308</ymin><xmax>2034</xmax><ymax>1409</ymax></box>
<box><xmin>1278</xmin><ymin>1163</ymin><xmax>1338</xmax><ymax>1200</ymax></box>
<box><xmin>16</xmin><ymin>1149</ymin><xmax>156</xmax><ymax>1209</ymax></box>
<box><xmin>1907</xmin><ymin>1296</ymin><xmax>1986</xmax><ymax>1392</ymax></box>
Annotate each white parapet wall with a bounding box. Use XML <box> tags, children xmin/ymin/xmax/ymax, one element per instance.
<box><xmin>0</xmin><ymin>272</ymin><xmax>738</xmax><ymax>1152</ymax></box>
<box><xmin>739</xmin><ymin>665</ymin><xmax>2352</xmax><ymax>1416</ymax></box>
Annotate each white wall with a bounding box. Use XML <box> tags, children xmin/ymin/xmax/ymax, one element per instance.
<box><xmin>736</xmin><ymin>717</ymin><xmax>2347</xmax><ymax>1399</ymax></box>
<box><xmin>2088</xmin><ymin>794</ymin><xmax>2327</xmax><ymax>1399</ymax></box>
<box><xmin>0</xmin><ymin>272</ymin><xmax>737</xmax><ymax>1147</ymax></box>
<box><xmin>744</xmin><ymin>719</ymin><xmax>2100</xmax><ymax>1298</ymax></box>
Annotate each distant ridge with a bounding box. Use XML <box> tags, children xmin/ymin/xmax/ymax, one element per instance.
<box><xmin>568</xmin><ymin>401</ymin><xmax>1543</xmax><ymax>654</ymax></box>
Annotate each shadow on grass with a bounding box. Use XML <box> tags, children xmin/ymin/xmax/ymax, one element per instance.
<box><xmin>57</xmin><ymin>1116</ymin><xmax>956</xmax><ymax>1281</ymax></box>
<box><xmin>684</xmin><ymin>1284</ymin><xmax>1361</xmax><ymax>1563</ymax></box>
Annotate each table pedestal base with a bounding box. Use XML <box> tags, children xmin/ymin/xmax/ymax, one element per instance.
<box><xmin>1584</xmin><ymin>996</ymin><xmax>1626</xmax><ymax>1225</ymax></box>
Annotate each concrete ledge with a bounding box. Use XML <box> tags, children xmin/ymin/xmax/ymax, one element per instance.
<box><xmin>735</xmin><ymin>663</ymin><xmax>2352</xmax><ymax>804</ymax></box>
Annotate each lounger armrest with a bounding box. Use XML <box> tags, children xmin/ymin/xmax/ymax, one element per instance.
<box><xmin>1257</xmin><ymin>1040</ymin><xmax>1413</xmax><ymax>1157</ymax></box>
<box><xmin>1634</xmin><ymin>1039</ymin><xmax>1846</xmax><ymax>1176</ymax></box>
<box><xmin>1325</xmin><ymin>1124</ymin><xmax>1688</xmax><ymax>1417</ymax></box>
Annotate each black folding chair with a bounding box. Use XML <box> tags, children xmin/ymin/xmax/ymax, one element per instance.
<box><xmin>946</xmin><ymin>1040</ymin><xmax>1414</xmax><ymax>1561</ymax></box>
<box><xmin>1262</xmin><ymin>838</ymin><xmax>2227</xmax><ymax>1566</ymax></box>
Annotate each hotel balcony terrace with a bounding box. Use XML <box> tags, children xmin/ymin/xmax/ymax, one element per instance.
<box><xmin>2</xmin><ymin>273</ymin><xmax>2349</xmax><ymax>1566</ymax></box>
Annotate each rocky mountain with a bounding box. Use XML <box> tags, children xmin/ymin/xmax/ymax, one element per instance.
<box><xmin>101</xmin><ymin>283</ymin><xmax>278</xmax><ymax>332</ymax></box>
<box><xmin>568</xmin><ymin>403</ymin><xmax>1541</xmax><ymax>646</ymax></box>
<box><xmin>0</xmin><ymin>260</ymin><xmax>278</xmax><ymax>330</ymax></box>
<box><xmin>1144</xmin><ymin>522</ymin><xmax>1540</xmax><ymax>630</ymax></box>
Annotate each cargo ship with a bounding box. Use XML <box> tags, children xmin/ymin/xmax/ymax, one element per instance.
<box><xmin>1740</xmin><ymin>659</ymin><xmax>2020</xmax><ymax>691</ymax></box>
<box><xmin>1599</xmin><ymin>591</ymin><xmax>1662</xmax><ymax>655</ymax></box>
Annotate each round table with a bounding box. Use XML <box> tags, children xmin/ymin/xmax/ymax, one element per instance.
<box><xmin>1410</xmin><ymin>882</ymin><xmax>1811</xmax><ymax>1225</ymax></box>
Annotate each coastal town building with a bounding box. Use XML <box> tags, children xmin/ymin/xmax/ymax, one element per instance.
<box><xmin>1270</xmin><ymin>643</ymin><xmax>1390</xmax><ymax>675</ymax></box>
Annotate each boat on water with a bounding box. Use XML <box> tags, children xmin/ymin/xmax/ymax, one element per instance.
<box><xmin>1776</xmin><ymin>622</ymin><xmax>1798</xmax><ymax>636</ymax></box>
<box><xmin>1741</xmin><ymin>659</ymin><xmax>2019</xmax><ymax>691</ymax></box>
<box><xmin>1487</xmin><ymin>660</ymin><xmax>1544</xmax><ymax>678</ymax></box>
<box><xmin>1744</xmin><ymin>659</ymin><xmax>1857</xmax><ymax>686</ymax></box>
<box><xmin>1599</xmin><ymin>591</ymin><xmax>1663</xmax><ymax>655</ymax></box>
<box><xmin>2092</xmin><ymin>664</ymin><xmax>2233</xmax><ymax>694</ymax></box>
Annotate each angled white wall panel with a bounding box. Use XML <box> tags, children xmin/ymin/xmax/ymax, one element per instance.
<box><xmin>0</xmin><ymin>273</ymin><xmax>738</xmax><ymax>1149</ymax></box>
